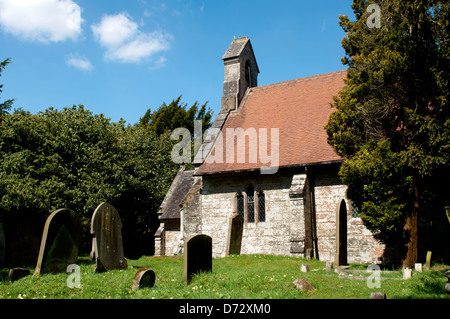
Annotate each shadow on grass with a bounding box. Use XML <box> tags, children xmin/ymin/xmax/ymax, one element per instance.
<box><xmin>401</xmin><ymin>270</ymin><xmax>449</xmax><ymax>298</ymax></box>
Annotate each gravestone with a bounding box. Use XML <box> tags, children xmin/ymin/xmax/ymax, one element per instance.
<box><xmin>425</xmin><ymin>251</ymin><xmax>432</xmax><ymax>271</ymax></box>
<box><xmin>0</xmin><ymin>210</ymin><xmax>43</xmax><ymax>266</ymax></box>
<box><xmin>326</xmin><ymin>261</ymin><xmax>334</xmax><ymax>272</ymax></box>
<box><xmin>445</xmin><ymin>206</ymin><xmax>450</xmax><ymax>224</ymax></box>
<box><xmin>403</xmin><ymin>268</ymin><xmax>412</xmax><ymax>280</ymax></box>
<box><xmin>34</xmin><ymin>208</ymin><xmax>81</xmax><ymax>275</ymax></box>
<box><xmin>184</xmin><ymin>234</ymin><xmax>212</xmax><ymax>284</ymax></box>
<box><xmin>132</xmin><ymin>268</ymin><xmax>156</xmax><ymax>291</ymax></box>
<box><xmin>226</xmin><ymin>214</ymin><xmax>244</xmax><ymax>256</ymax></box>
<box><xmin>370</xmin><ymin>292</ymin><xmax>386</xmax><ymax>299</ymax></box>
<box><xmin>415</xmin><ymin>263</ymin><xmax>423</xmax><ymax>272</ymax></box>
<box><xmin>300</xmin><ymin>264</ymin><xmax>310</xmax><ymax>273</ymax></box>
<box><xmin>293</xmin><ymin>278</ymin><xmax>314</xmax><ymax>292</ymax></box>
<box><xmin>90</xmin><ymin>202</ymin><xmax>127</xmax><ymax>272</ymax></box>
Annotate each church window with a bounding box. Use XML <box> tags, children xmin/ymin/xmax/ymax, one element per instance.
<box><xmin>237</xmin><ymin>192</ymin><xmax>244</xmax><ymax>218</ymax></box>
<box><xmin>351</xmin><ymin>201</ymin><xmax>360</xmax><ymax>218</ymax></box>
<box><xmin>258</xmin><ymin>191</ymin><xmax>265</xmax><ymax>222</ymax></box>
<box><xmin>247</xmin><ymin>184</ymin><xmax>255</xmax><ymax>223</ymax></box>
<box><xmin>245</xmin><ymin>60</ymin><xmax>252</xmax><ymax>87</ymax></box>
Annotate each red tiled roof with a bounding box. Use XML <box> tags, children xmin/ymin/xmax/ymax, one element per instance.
<box><xmin>196</xmin><ymin>70</ymin><xmax>347</xmax><ymax>175</ymax></box>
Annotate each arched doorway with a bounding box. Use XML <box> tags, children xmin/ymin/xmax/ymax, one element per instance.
<box><xmin>335</xmin><ymin>199</ymin><xmax>348</xmax><ymax>266</ymax></box>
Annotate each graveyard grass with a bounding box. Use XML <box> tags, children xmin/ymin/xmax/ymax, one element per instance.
<box><xmin>0</xmin><ymin>254</ymin><xmax>449</xmax><ymax>299</ymax></box>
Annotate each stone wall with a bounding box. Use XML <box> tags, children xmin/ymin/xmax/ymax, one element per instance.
<box><xmin>313</xmin><ymin>165</ymin><xmax>386</xmax><ymax>264</ymax></box>
<box><xmin>199</xmin><ymin>173</ymin><xmax>296</xmax><ymax>258</ymax></box>
<box><xmin>155</xmin><ymin>220</ymin><xmax>182</xmax><ymax>256</ymax></box>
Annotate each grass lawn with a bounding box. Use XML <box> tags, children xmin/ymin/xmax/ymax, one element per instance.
<box><xmin>0</xmin><ymin>254</ymin><xmax>449</xmax><ymax>299</ymax></box>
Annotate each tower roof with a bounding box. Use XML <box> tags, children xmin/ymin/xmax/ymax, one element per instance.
<box><xmin>222</xmin><ymin>37</ymin><xmax>259</xmax><ymax>73</ymax></box>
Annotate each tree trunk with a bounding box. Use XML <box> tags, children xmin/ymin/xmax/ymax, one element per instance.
<box><xmin>401</xmin><ymin>181</ymin><xmax>419</xmax><ymax>269</ymax></box>
<box><xmin>402</xmin><ymin>210</ymin><xmax>418</xmax><ymax>268</ymax></box>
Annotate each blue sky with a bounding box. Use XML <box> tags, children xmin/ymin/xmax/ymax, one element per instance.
<box><xmin>0</xmin><ymin>0</ymin><xmax>354</xmax><ymax>125</ymax></box>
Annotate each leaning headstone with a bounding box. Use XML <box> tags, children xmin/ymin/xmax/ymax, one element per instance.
<box><xmin>300</xmin><ymin>264</ymin><xmax>310</xmax><ymax>273</ymax></box>
<box><xmin>132</xmin><ymin>268</ymin><xmax>156</xmax><ymax>291</ymax></box>
<box><xmin>226</xmin><ymin>214</ymin><xmax>244</xmax><ymax>256</ymax></box>
<box><xmin>425</xmin><ymin>251</ymin><xmax>432</xmax><ymax>271</ymax></box>
<box><xmin>90</xmin><ymin>202</ymin><xmax>127</xmax><ymax>272</ymax></box>
<box><xmin>0</xmin><ymin>210</ymin><xmax>43</xmax><ymax>266</ymax></box>
<box><xmin>184</xmin><ymin>234</ymin><xmax>212</xmax><ymax>284</ymax></box>
<box><xmin>403</xmin><ymin>268</ymin><xmax>412</xmax><ymax>280</ymax></box>
<box><xmin>415</xmin><ymin>263</ymin><xmax>423</xmax><ymax>273</ymax></box>
<box><xmin>34</xmin><ymin>208</ymin><xmax>81</xmax><ymax>275</ymax></box>
<box><xmin>326</xmin><ymin>261</ymin><xmax>334</xmax><ymax>272</ymax></box>
<box><xmin>293</xmin><ymin>278</ymin><xmax>314</xmax><ymax>292</ymax></box>
<box><xmin>8</xmin><ymin>268</ymin><xmax>30</xmax><ymax>282</ymax></box>
<box><xmin>370</xmin><ymin>292</ymin><xmax>386</xmax><ymax>299</ymax></box>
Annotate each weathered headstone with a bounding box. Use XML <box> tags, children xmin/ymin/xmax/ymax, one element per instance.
<box><xmin>370</xmin><ymin>292</ymin><xmax>386</xmax><ymax>299</ymax></box>
<box><xmin>8</xmin><ymin>268</ymin><xmax>30</xmax><ymax>282</ymax></box>
<box><xmin>300</xmin><ymin>264</ymin><xmax>310</xmax><ymax>273</ymax></box>
<box><xmin>184</xmin><ymin>234</ymin><xmax>212</xmax><ymax>284</ymax></box>
<box><xmin>132</xmin><ymin>268</ymin><xmax>156</xmax><ymax>291</ymax></box>
<box><xmin>425</xmin><ymin>251</ymin><xmax>432</xmax><ymax>271</ymax></box>
<box><xmin>403</xmin><ymin>268</ymin><xmax>412</xmax><ymax>280</ymax></box>
<box><xmin>90</xmin><ymin>202</ymin><xmax>127</xmax><ymax>272</ymax></box>
<box><xmin>226</xmin><ymin>214</ymin><xmax>244</xmax><ymax>256</ymax></box>
<box><xmin>414</xmin><ymin>263</ymin><xmax>423</xmax><ymax>272</ymax></box>
<box><xmin>34</xmin><ymin>208</ymin><xmax>81</xmax><ymax>275</ymax></box>
<box><xmin>293</xmin><ymin>278</ymin><xmax>314</xmax><ymax>292</ymax></box>
<box><xmin>326</xmin><ymin>261</ymin><xmax>334</xmax><ymax>272</ymax></box>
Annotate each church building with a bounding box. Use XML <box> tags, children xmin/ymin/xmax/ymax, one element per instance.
<box><xmin>155</xmin><ymin>37</ymin><xmax>393</xmax><ymax>265</ymax></box>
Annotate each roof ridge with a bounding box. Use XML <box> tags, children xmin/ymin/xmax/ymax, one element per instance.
<box><xmin>251</xmin><ymin>69</ymin><xmax>347</xmax><ymax>92</ymax></box>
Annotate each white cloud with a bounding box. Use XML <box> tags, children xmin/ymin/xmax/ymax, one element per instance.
<box><xmin>91</xmin><ymin>13</ymin><xmax>137</xmax><ymax>48</ymax></box>
<box><xmin>149</xmin><ymin>56</ymin><xmax>167</xmax><ymax>70</ymax></box>
<box><xmin>66</xmin><ymin>54</ymin><xmax>94</xmax><ymax>71</ymax></box>
<box><xmin>91</xmin><ymin>12</ymin><xmax>171</xmax><ymax>64</ymax></box>
<box><xmin>0</xmin><ymin>0</ymin><xmax>83</xmax><ymax>43</ymax></box>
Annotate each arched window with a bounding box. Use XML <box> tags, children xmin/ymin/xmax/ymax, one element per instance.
<box><xmin>258</xmin><ymin>191</ymin><xmax>265</xmax><ymax>222</ymax></box>
<box><xmin>247</xmin><ymin>184</ymin><xmax>255</xmax><ymax>223</ymax></box>
<box><xmin>245</xmin><ymin>60</ymin><xmax>252</xmax><ymax>87</ymax></box>
<box><xmin>236</xmin><ymin>192</ymin><xmax>244</xmax><ymax>218</ymax></box>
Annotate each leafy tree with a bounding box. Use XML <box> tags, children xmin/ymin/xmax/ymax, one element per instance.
<box><xmin>0</xmin><ymin>106</ymin><xmax>179</xmax><ymax>257</ymax></box>
<box><xmin>140</xmin><ymin>95</ymin><xmax>213</xmax><ymax>135</ymax></box>
<box><xmin>326</xmin><ymin>0</ymin><xmax>450</xmax><ymax>267</ymax></box>
<box><xmin>0</xmin><ymin>58</ymin><xmax>14</xmax><ymax>118</ymax></box>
